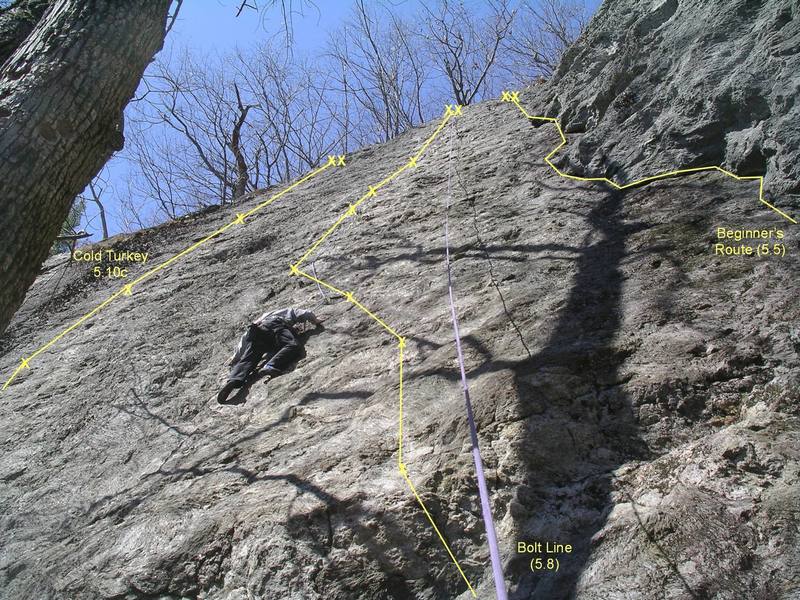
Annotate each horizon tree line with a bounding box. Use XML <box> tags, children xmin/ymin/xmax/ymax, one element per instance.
<box><xmin>72</xmin><ymin>0</ymin><xmax>589</xmax><ymax>239</ymax></box>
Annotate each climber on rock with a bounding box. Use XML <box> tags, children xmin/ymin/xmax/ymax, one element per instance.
<box><xmin>217</xmin><ymin>306</ymin><xmax>323</xmax><ymax>404</ymax></box>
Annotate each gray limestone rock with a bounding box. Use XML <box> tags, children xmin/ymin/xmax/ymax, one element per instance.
<box><xmin>536</xmin><ymin>0</ymin><xmax>800</xmax><ymax>210</ymax></box>
<box><xmin>1</xmin><ymin>1</ymin><xmax>799</xmax><ymax>598</ymax></box>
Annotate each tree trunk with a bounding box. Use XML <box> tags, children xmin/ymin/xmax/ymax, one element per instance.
<box><xmin>0</xmin><ymin>0</ymin><xmax>52</xmax><ymax>67</ymax></box>
<box><xmin>88</xmin><ymin>180</ymin><xmax>109</xmax><ymax>240</ymax></box>
<box><xmin>230</xmin><ymin>82</ymin><xmax>253</xmax><ymax>200</ymax></box>
<box><xmin>0</xmin><ymin>0</ymin><xmax>171</xmax><ymax>335</ymax></box>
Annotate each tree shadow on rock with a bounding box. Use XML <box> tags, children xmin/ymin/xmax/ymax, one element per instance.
<box><xmin>508</xmin><ymin>189</ymin><xmax>650</xmax><ymax>599</ymax></box>
<box><xmin>279</xmin><ymin>476</ymin><xmax>445</xmax><ymax>599</ymax></box>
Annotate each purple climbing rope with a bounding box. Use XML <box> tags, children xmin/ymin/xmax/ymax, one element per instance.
<box><xmin>444</xmin><ymin>127</ymin><xmax>508</xmax><ymax>600</ymax></box>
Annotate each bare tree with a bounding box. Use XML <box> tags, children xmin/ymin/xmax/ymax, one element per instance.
<box><xmin>326</xmin><ymin>0</ymin><xmax>431</xmax><ymax>144</ymax></box>
<box><xmin>78</xmin><ymin>170</ymin><xmax>111</xmax><ymax>240</ymax></box>
<box><xmin>124</xmin><ymin>41</ymin><xmax>344</xmax><ymax>221</ymax></box>
<box><xmin>237</xmin><ymin>43</ymin><xmax>341</xmax><ymax>182</ymax></box>
<box><xmin>0</xmin><ymin>0</ymin><xmax>324</xmax><ymax>333</ymax></box>
<box><xmin>504</xmin><ymin>0</ymin><xmax>590</xmax><ymax>81</ymax></box>
<box><xmin>0</xmin><ymin>0</ymin><xmax>172</xmax><ymax>334</ymax></box>
<box><xmin>231</xmin><ymin>83</ymin><xmax>257</xmax><ymax>198</ymax></box>
<box><xmin>234</xmin><ymin>0</ymin><xmax>318</xmax><ymax>46</ymax></box>
<box><xmin>115</xmin><ymin>178</ymin><xmax>154</xmax><ymax>233</ymax></box>
<box><xmin>126</xmin><ymin>51</ymin><xmax>261</xmax><ymax>213</ymax></box>
<box><xmin>238</xmin><ymin>46</ymin><xmax>301</xmax><ymax>183</ymax></box>
<box><xmin>123</xmin><ymin>116</ymin><xmax>197</xmax><ymax>221</ymax></box>
<box><xmin>86</xmin><ymin>181</ymin><xmax>109</xmax><ymax>240</ymax></box>
<box><xmin>103</xmin><ymin>0</ymin><xmax>593</xmax><ymax>249</ymax></box>
<box><xmin>421</xmin><ymin>0</ymin><xmax>515</xmax><ymax>106</ymax></box>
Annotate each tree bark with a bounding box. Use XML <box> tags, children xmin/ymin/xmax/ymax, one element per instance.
<box><xmin>0</xmin><ymin>0</ymin><xmax>171</xmax><ymax>334</ymax></box>
<box><xmin>0</xmin><ymin>0</ymin><xmax>52</xmax><ymax>67</ymax></box>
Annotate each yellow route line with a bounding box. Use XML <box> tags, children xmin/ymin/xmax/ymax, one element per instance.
<box><xmin>502</xmin><ymin>91</ymin><xmax>797</xmax><ymax>224</ymax></box>
<box><xmin>291</xmin><ymin>266</ymin><xmax>347</xmax><ymax>297</ymax></box>
<box><xmin>398</xmin><ymin>340</ymin><xmax>405</xmax><ymax>470</ymax></box>
<box><xmin>290</xmin><ymin>106</ymin><xmax>477</xmax><ymax>597</ymax></box>
<box><xmin>130</xmin><ymin>221</ymin><xmax>237</xmax><ymax>287</ymax></box>
<box><xmin>2</xmin><ymin>160</ymin><xmax>336</xmax><ymax>390</ymax></box>
<box><xmin>402</xmin><ymin>470</ymin><xmax>474</xmax><ymax>590</ymax></box>
<box><xmin>295</xmin><ymin>213</ymin><xmax>350</xmax><ymax>266</ymax></box>
<box><xmin>348</xmin><ymin>297</ymin><xmax>401</xmax><ymax>338</ymax></box>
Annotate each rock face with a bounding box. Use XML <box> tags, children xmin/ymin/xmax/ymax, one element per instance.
<box><xmin>539</xmin><ymin>0</ymin><xmax>800</xmax><ymax>206</ymax></box>
<box><xmin>0</xmin><ymin>2</ymin><xmax>798</xmax><ymax>599</ymax></box>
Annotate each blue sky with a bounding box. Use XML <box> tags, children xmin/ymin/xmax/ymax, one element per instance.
<box><xmin>80</xmin><ymin>0</ymin><xmax>602</xmax><ymax>238</ymax></box>
<box><xmin>165</xmin><ymin>1</ymin><xmax>602</xmax><ymax>59</ymax></box>
<box><xmin>81</xmin><ymin>1</ymin><xmax>353</xmax><ymax>237</ymax></box>
<box><xmin>167</xmin><ymin>1</ymin><xmax>353</xmax><ymax>58</ymax></box>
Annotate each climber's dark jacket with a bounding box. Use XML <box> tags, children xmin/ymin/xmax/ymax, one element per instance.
<box><xmin>227</xmin><ymin>307</ymin><xmax>318</xmax><ymax>382</ymax></box>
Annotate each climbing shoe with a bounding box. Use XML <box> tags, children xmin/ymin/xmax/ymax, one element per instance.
<box><xmin>258</xmin><ymin>365</ymin><xmax>283</xmax><ymax>379</ymax></box>
<box><xmin>217</xmin><ymin>380</ymin><xmax>241</xmax><ymax>404</ymax></box>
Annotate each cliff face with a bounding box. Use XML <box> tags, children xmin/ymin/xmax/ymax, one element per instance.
<box><xmin>1</xmin><ymin>2</ymin><xmax>798</xmax><ymax>599</ymax></box>
<box><xmin>540</xmin><ymin>0</ymin><xmax>800</xmax><ymax>202</ymax></box>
